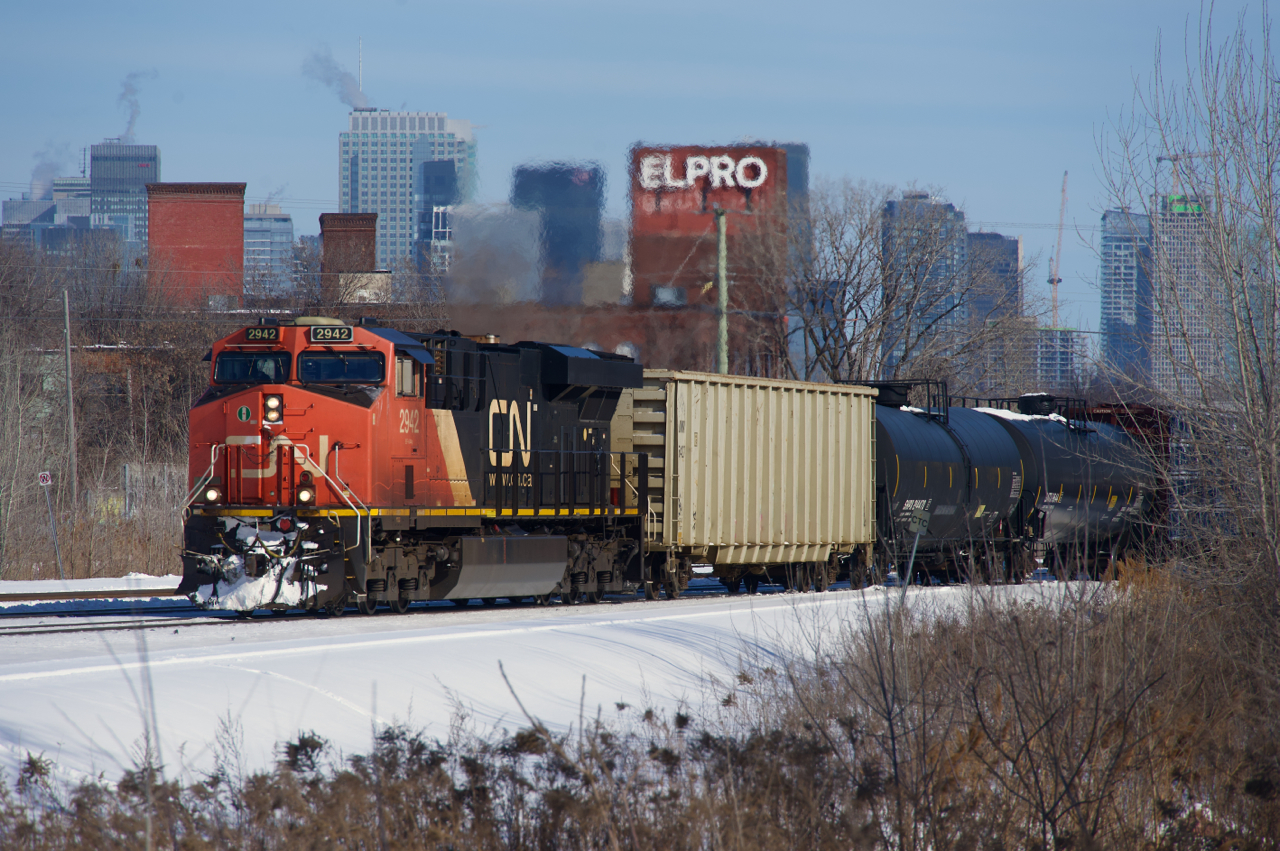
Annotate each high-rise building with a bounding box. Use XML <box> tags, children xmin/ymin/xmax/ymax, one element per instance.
<box><xmin>511</xmin><ymin>163</ymin><xmax>605</xmax><ymax>305</ymax></box>
<box><xmin>1098</xmin><ymin>209</ymin><xmax>1153</xmax><ymax>380</ymax></box>
<box><xmin>244</xmin><ymin>203</ymin><xmax>294</xmax><ymax>292</ymax></box>
<box><xmin>338</xmin><ymin>109</ymin><xmax>475</xmax><ymax>269</ymax></box>
<box><xmin>881</xmin><ymin>192</ymin><xmax>969</xmax><ymax>373</ymax></box>
<box><xmin>90</xmin><ymin>142</ymin><xmax>160</xmax><ymax>247</ymax></box>
<box><xmin>966</xmin><ymin>231</ymin><xmax>1022</xmax><ymax>320</ymax></box>
<box><xmin>1035</xmin><ymin>328</ymin><xmax>1089</xmax><ymax>391</ymax></box>
<box><xmin>414</xmin><ymin>159</ymin><xmax>461</xmax><ymax>275</ymax></box>
<box><xmin>1151</xmin><ymin>194</ymin><xmax>1215</xmax><ymax>396</ymax></box>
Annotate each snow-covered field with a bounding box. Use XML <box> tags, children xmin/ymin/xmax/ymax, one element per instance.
<box><xmin>0</xmin><ymin>579</ymin><xmax>1061</xmax><ymax>786</ymax></box>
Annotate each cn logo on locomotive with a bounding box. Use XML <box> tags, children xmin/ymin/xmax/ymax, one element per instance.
<box><xmin>488</xmin><ymin>399</ymin><xmax>533</xmax><ymax>468</ymax></box>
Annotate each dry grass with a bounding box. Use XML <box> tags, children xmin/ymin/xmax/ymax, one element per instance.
<box><xmin>2</xmin><ymin>569</ymin><xmax>1278</xmax><ymax>849</ymax></box>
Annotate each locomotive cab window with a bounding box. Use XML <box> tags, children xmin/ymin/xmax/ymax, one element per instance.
<box><xmin>395</xmin><ymin>354</ymin><xmax>421</xmax><ymax>397</ymax></box>
<box><xmin>298</xmin><ymin>351</ymin><xmax>385</xmax><ymax>384</ymax></box>
<box><xmin>213</xmin><ymin>351</ymin><xmax>291</xmax><ymax>384</ymax></box>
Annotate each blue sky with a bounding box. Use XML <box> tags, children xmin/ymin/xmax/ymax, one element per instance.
<box><xmin>0</xmin><ymin>0</ymin><xmax>1265</xmax><ymax>331</ymax></box>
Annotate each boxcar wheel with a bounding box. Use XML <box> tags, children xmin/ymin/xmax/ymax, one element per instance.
<box><xmin>357</xmin><ymin>598</ymin><xmax>377</xmax><ymax>615</ymax></box>
<box><xmin>723</xmin><ymin>578</ymin><xmax>742</xmax><ymax>594</ymax></box>
<box><xmin>388</xmin><ymin>597</ymin><xmax>410</xmax><ymax>614</ymax></box>
<box><xmin>744</xmin><ymin>575</ymin><xmax>761</xmax><ymax>595</ymax></box>
<box><xmin>662</xmin><ymin>581</ymin><xmax>681</xmax><ymax>600</ymax></box>
<box><xmin>643</xmin><ymin>581</ymin><xmax>657</xmax><ymax>601</ymax></box>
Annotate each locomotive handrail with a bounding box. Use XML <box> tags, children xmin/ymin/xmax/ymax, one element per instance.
<box><xmin>182</xmin><ymin>442</ymin><xmax>226</xmax><ymax>512</ymax></box>
<box><xmin>484</xmin><ymin>448</ymin><xmax>645</xmax><ymax>516</ymax></box>
<box><xmin>326</xmin><ymin>443</ymin><xmax>371</xmax><ymax>559</ymax></box>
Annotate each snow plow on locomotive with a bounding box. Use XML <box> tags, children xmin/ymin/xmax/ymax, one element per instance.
<box><xmin>178</xmin><ymin>317</ymin><xmax>652</xmax><ymax>614</ymax></box>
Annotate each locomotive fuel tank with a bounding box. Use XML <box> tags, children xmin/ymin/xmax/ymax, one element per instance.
<box><xmin>873</xmin><ymin>387</ymin><xmax>1024</xmax><ymax>555</ymax></box>
<box><xmin>978</xmin><ymin>398</ymin><xmax>1155</xmax><ymax>554</ymax></box>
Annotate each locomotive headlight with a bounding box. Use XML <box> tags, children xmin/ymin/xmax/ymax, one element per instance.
<box><xmin>296</xmin><ymin>487</ymin><xmax>315</xmax><ymax>504</ymax></box>
<box><xmin>264</xmin><ymin>395</ymin><xmax>283</xmax><ymax>423</ymax></box>
<box><xmin>203</xmin><ymin>486</ymin><xmax>222</xmax><ymax>504</ymax></box>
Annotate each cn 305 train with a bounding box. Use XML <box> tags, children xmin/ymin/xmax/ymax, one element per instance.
<box><xmin>178</xmin><ymin>317</ymin><xmax>1157</xmax><ymax>614</ymax></box>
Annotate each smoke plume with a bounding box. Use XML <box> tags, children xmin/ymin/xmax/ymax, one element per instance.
<box><xmin>118</xmin><ymin>70</ymin><xmax>157</xmax><ymax>143</ymax></box>
<box><xmin>302</xmin><ymin>48</ymin><xmax>369</xmax><ymax>109</ymax></box>
<box><xmin>30</xmin><ymin>143</ymin><xmax>70</xmax><ymax>200</ymax></box>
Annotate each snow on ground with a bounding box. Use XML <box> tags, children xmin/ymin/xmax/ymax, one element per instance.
<box><xmin>0</xmin><ymin>580</ymin><xmax>1071</xmax><ymax>786</ymax></box>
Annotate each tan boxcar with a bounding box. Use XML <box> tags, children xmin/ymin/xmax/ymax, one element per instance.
<box><xmin>611</xmin><ymin>370</ymin><xmax>876</xmax><ymax>587</ymax></box>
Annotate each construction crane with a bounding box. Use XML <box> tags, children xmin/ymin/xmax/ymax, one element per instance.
<box><xmin>1156</xmin><ymin>151</ymin><xmax>1213</xmax><ymax>199</ymax></box>
<box><xmin>1049</xmin><ymin>171</ymin><xmax>1068</xmax><ymax>328</ymax></box>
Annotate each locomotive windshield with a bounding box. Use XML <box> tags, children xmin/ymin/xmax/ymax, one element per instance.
<box><xmin>213</xmin><ymin>351</ymin><xmax>291</xmax><ymax>384</ymax></box>
<box><xmin>298</xmin><ymin>351</ymin><xmax>385</xmax><ymax>384</ymax></box>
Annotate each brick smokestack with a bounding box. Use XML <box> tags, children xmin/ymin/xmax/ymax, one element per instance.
<box><xmin>320</xmin><ymin>212</ymin><xmax>377</xmax><ymax>274</ymax></box>
<box><xmin>147</xmin><ymin>182</ymin><xmax>246</xmax><ymax>308</ymax></box>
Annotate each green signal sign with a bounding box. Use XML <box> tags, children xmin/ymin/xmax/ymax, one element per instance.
<box><xmin>236</xmin><ymin>406</ymin><xmax>251</xmax><ymax>422</ymax></box>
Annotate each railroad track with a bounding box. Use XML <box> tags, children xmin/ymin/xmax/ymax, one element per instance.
<box><xmin>0</xmin><ymin>578</ymin><xmax>814</xmax><ymax>636</ymax></box>
<box><xmin>0</xmin><ymin>614</ymin><xmax>246</xmax><ymax>637</ymax></box>
<box><xmin>0</xmin><ymin>587</ymin><xmax>182</xmax><ymax>604</ymax></box>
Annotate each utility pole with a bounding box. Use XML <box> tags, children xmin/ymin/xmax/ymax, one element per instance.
<box><xmin>63</xmin><ymin>290</ymin><xmax>77</xmax><ymax>506</ymax></box>
<box><xmin>1049</xmin><ymin>171</ymin><xmax>1068</xmax><ymax>328</ymax></box>
<box><xmin>715</xmin><ymin>208</ymin><xmax>728</xmax><ymax>374</ymax></box>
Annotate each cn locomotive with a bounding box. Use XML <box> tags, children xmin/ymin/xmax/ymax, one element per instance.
<box><xmin>178</xmin><ymin>317</ymin><xmax>1158</xmax><ymax>613</ymax></box>
<box><xmin>179</xmin><ymin>317</ymin><xmax>651</xmax><ymax>614</ymax></box>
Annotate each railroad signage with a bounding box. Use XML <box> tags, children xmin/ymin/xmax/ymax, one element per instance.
<box><xmin>38</xmin><ymin>471</ymin><xmax>52</xmax><ymax>487</ymax></box>
<box><xmin>236</xmin><ymin>406</ymin><xmax>251</xmax><ymax>422</ymax></box>
<box><xmin>309</xmin><ymin>325</ymin><xmax>354</xmax><ymax>343</ymax></box>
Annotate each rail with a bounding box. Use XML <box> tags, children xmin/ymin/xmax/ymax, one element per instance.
<box><xmin>0</xmin><ymin>587</ymin><xmax>183</xmax><ymax>604</ymax></box>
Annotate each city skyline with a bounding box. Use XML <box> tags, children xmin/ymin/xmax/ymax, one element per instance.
<box><xmin>0</xmin><ymin>0</ymin><xmax>1267</xmax><ymax>332</ymax></box>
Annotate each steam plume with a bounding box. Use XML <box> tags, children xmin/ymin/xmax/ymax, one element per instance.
<box><xmin>30</xmin><ymin>143</ymin><xmax>70</xmax><ymax>200</ymax></box>
<box><xmin>302</xmin><ymin>48</ymin><xmax>369</xmax><ymax>109</ymax></box>
<box><xmin>118</xmin><ymin>70</ymin><xmax>157</xmax><ymax>143</ymax></box>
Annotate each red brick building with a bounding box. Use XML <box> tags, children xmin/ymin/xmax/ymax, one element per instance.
<box><xmin>319</xmin><ymin>213</ymin><xmax>377</xmax><ymax>274</ymax></box>
<box><xmin>625</xmin><ymin>144</ymin><xmax>794</xmax><ymax>372</ymax></box>
<box><xmin>146</xmin><ymin>183</ymin><xmax>246</xmax><ymax>308</ymax></box>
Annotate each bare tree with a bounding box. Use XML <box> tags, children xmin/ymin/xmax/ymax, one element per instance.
<box><xmin>1098</xmin><ymin>6</ymin><xmax>1280</xmax><ymax>587</ymax></box>
<box><xmin>739</xmin><ymin>180</ymin><xmax>1038</xmax><ymax>393</ymax></box>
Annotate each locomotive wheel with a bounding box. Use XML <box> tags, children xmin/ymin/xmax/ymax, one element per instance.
<box><xmin>357</xmin><ymin>597</ymin><xmax>378</xmax><ymax>615</ymax></box>
<box><xmin>533</xmin><ymin>594</ymin><xmax>551</xmax><ymax>606</ymax></box>
<box><xmin>586</xmin><ymin>589</ymin><xmax>603</xmax><ymax>604</ymax></box>
<box><xmin>388</xmin><ymin>596</ymin><xmax>410</xmax><ymax>614</ymax></box>
<box><xmin>566</xmin><ymin>588</ymin><xmax>585</xmax><ymax>605</ymax></box>
<box><xmin>325</xmin><ymin>598</ymin><xmax>347</xmax><ymax>617</ymax></box>
<box><xmin>643</xmin><ymin>581</ymin><xmax>658</xmax><ymax>601</ymax></box>
<box><xmin>662</xmin><ymin>581</ymin><xmax>681</xmax><ymax>600</ymax></box>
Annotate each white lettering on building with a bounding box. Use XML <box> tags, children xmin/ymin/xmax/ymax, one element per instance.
<box><xmin>638</xmin><ymin>154</ymin><xmax>770</xmax><ymax>191</ymax></box>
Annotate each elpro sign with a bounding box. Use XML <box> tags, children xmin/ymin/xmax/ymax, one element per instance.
<box><xmin>638</xmin><ymin>154</ymin><xmax>769</xmax><ymax>191</ymax></box>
